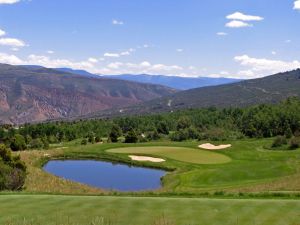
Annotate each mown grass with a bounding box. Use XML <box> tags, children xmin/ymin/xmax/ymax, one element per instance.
<box><xmin>1</xmin><ymin>195</ymin><xmax>300</xmax><ymax>225</ymax></box>
<box><xmin>107</xmin><ymin>146</ymin><xmax>231</xmax><ymax>164</ymax></box>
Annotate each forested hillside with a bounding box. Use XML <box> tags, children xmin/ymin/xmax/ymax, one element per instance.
<box><xmin>1</xmin><ymin>97</ymin><xmax>299</xmax><ymax>150</ymax></box>
<box><xmin>106</xmin><ymin>69</ymin><xmax>300</xmax><ymax>116</ymax></box>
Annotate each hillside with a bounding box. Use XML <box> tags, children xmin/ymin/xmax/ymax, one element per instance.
<box><xmin>105</xmin><ymin>74</ymin><xmax>241</xmax><ymax>90</ymax></box>
<box><xmin>91</xmin><ymin>69</ymin><xmax>300</xmax><ymax>117</ymax></box>
<box><xmin>0</xmin><ymin>64</ymin><xmax>176</xmax><ymax>124</ymax></box>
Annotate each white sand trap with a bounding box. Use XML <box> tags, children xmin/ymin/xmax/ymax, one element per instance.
<box><xmin>198</xmin><ymin>143</ymin><xmax>232</xmax><ymax>150</ymax></box>
<box><xmin>129</xmin><ymin>155</ymin><xmax>165</xmax><ymax>163</ymax></box>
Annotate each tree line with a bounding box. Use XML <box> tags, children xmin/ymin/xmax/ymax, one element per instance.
<box><xmin>0</xmin><ymin>97</ymin><xmax>300</xmax><ymax>150</ymax></box>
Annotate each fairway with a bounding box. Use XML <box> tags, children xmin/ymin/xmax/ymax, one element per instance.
<box><xmin>1</xmin><ymin>195</ymin><xmax>300</xmax><ymax>225</ymax></box>
<box><xmin>107</xmin><ymin>146</ymin><xmax>231</xmax><ymax>164</ymax></box>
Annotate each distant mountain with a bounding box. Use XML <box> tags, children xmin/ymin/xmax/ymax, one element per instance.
<box><xmin>50</xmin><ymin>68</ymin><xmax>241</xmax><ymax>90</ymax></box>
<box><xmin>54</xmin><ymin>68</ymin><xmax>100</xmax><ymax>78</ymax></box>
<box><xmin>0</xmin><ymin>64</ymin><xmax>176</xmax><ymax>124</ymax></box>
<box><xmin>102</xmin><ymin>74</ymin><xmax>241</xmax><ymax>90</ymax></box>
<box><xmin>90</xmin><ymin>69</ymin><xmax>300</xmax><ymax>117</ymax></box>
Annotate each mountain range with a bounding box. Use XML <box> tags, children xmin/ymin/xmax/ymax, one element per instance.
<box><xmin>1</xmin><ymin>63</ymin><xmax>300</xmax><ymax>124</ymax></box>
<box><xmin>53</xmin><ymin>68</ymin><xmax>241</xmax><ymax>90</ymax></box>
<box><xmin>89</xmin><ymin>69</ymin><xmax>300</xmax><ymax>118</ymax></box>
<box><xmin>0</xmin><ymin>64</ymin><xmax>176</xmax><ymax>124</ymax></box>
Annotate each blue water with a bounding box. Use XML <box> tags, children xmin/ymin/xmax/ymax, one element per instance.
<box><xmin>43</xmin><ymin>160</ymin><xmax>166</xmax><ymax>192</ymax></box>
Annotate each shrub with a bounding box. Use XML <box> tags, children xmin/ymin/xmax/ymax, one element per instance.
<box><xmin>10</xmin><ymin>134</ymin><xmax>27</xmax><ymax>151</ymax></box>
<box><xmin>95</xmin><ymin>136</ymin><xmax>102</xmax><ymax>143</ymax></box>
<box><xmin>29</xmin><ymin>138</ymin><xmax>44</xmax><ymax>149</ymax></box>
<box><xmin>272</xmin><ymin>136</ymin><xmax>287</xmax><ymax>148</ymax></box>
<box><xmin>170</xmin><ymin>129</ymin><xmax>189</xmax><ymax>142</ymax></box>
<box><xmin>109</xmin><ymin>124</ymin><xmax>122</xmax><ymax>143</ymax></box>
<box><xmin>81</xmin><ymin>139</ymin><xmax>88</xmax><ymax>145</ymax></box>
<box><xmin>125</xmin><ymin>129</ymin><xmax>138</xmax><ymax>143</ymax></box>
<box><xmin>290</xmin><ymin>137</ymin><xmax>300</xmax><ymax>150</ymax></box>
<box><xmin>0</xmin><ymin>144</ymin><xmax>26</xmax><ymax>190</ymax></box>
<box><xmin>157</xmin><ymin>121</ymin><xmax>169</xmax><ymax>135</ymax></box>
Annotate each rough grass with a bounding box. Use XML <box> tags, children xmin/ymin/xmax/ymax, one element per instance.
<box><xmin>19</xmin><ymin>150</ymin><xmax>105</xmax><ymax>195</ymax></box>
<box><xmin>107</xmin><ymin>146</ymin><xmax>231</xmax><ymax>164</ymax></box>
<box><xmin>1</xmin><ymin>195</ymin><xmax>300</xmax><ymax>225</ymax></box>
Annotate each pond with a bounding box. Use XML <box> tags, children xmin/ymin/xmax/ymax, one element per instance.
<box><xmin>43</xmin><ymin>160</ymin><xmax>166</xmax><ymax>192</ymax></box>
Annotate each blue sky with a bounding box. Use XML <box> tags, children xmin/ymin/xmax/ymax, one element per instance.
<box><xmin>0</xmin><ymin>0</ymin><xmax>299</xmax><ymax>78</ymax></box>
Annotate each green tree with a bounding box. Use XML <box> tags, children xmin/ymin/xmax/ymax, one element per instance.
<box><xmin>125</xmin><ymin>129</ymin><xmax>138</xmax><ymax>143</ymax></box>
<box><xmin>109</xmin><ymin>124</ymin><xmax>122</xmax><ymax>143</ymax></box>
<box><xmin>0</xmin><ymin>144</ymin><xmax>26</xmax><ymax>190</ymax></box>
<box><xmin>10</xmin><ymin>134</ymin><xmax>27</xmax><ymax>151</ymax></box>
<box><xmin>29</xmin><ymin>138</ymin><xmax>44</xmax><ymax>149</ymax></box>
<box><xmin>177</xmin><ymin>116</ymin><xmax>191</xmax><ymax>130</ymax></box>
<box><xmin>157</xmin><ymin>121</ymin><xmax>169</xmax><ymax>135</ymax></box>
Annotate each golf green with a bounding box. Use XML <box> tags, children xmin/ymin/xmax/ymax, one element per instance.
<box><xmin>107</xmin><ymin>146</ymin><xmax>231</xmax><ymax>164</ymax></box>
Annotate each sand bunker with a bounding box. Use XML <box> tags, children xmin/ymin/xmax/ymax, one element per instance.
<box><xmin>129</xmin><ymin>155</ymin><xmax>165</xmax><ymax>163</ymax></box>
<box><xmin>198</xmin><ymin>143</ymin><xmax>232</xmax><ymax>150</ymax></box>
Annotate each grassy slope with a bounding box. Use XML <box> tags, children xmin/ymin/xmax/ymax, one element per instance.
<box><xmin>1</xmin><ymin>195</ymin><xmax>300</xmax><ymax>225</ymax></box>
<box><xmin>18</xmin><ymin>138</ymin><xmax>300</xmax><ymax>194</ymax></box>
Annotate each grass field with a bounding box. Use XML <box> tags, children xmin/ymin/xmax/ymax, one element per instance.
<box><xmin>1</xmin><ymin>194</ymin><xmax>300</xmax><ymax>225</ymax></box>
<box><xmin>107</xmin><ymin>146</ymin><xmax>231</xmax><ymax>164</ymax></box>
<box><xmin>17</xmin><ymin>138</ymin><xmax>300</xmax><ymax>194</ymax></box>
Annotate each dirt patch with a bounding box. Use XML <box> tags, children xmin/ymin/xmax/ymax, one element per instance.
<box><xmin>129</xmin><ymin>155</ymin><xmax>165</xmax><ymax>163</ymax></box>
<box><xmin>198</xmin><ymin>143</ymin><xmax>232</xmax><ymax>150</ymax></box>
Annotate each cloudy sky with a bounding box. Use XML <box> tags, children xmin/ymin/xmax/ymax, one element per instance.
<box><xmin>0</xmin><ymin>0</ymin><xmax>299</xmax><ymax>78</ymax></box>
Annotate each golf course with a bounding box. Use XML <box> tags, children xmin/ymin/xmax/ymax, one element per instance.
<box><xmin>2</xmin><ymin>138</ymin><xmax>300</xmax><ymax>224</ymax></box>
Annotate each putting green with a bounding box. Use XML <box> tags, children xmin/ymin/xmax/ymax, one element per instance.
<box><xmin>107</xmin><ymin>146</ymin><xmax>231</xmax><ymax>164</ymax></box>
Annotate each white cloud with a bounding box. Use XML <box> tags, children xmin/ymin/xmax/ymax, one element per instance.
<box><xmin>237</xmin><ymin>70</ymin><xmax>255</xmax><ymax>78</ymax></box>
<box><xmin>0</xmin><ymin>38</ymin><xmax>26</xmax><ymax>47</ymax></box>
<box><xmin>0</xmin><ymin>0</ymin><xmax>20</xmax><ymax>4</ymax></box>
<box><xmin>104</xmin><ymin>52</ymin><xmax>120</xmax><ymax>58</ymax></box>
<box><xmin>0</xmin><ymin>52</ymin><xmax>23</xmax><ymax>64</ymax></box>
<box><xmin>234</xmin><ymin>54</ymin><xmax>300</xmax><ymax>78</ymax></box>
<box><xmin>176</xmin><ymin>49</ymin><xmax>184</xmax><ymax>52</ymax></box>
<box><xmin>120</xmin><ymin>51</ymin><xmax>130</xmax><ymax>56</ymax></box>
<box><xmin>88</xmin><ymin>57</ymin><xmax>98</xmax><ymax>63</ymax></box>
<box><xmin>226</xmin><ymin>12</ymin><xmax>264</xmax><ymax>21</ymax></box>
<box><xmin>104</xmin><ymin>48</ymin><xmax>133</xmax><ymax>58</ymax></box>
<box><xmin>0</xmin><ymin>52</ymin><xmax>191</xmax><ymax>77</ymax></box>
<box><xmin>217</xmin><ymin>32</ymin><xmax>228</xmax><ymax>36</ymax></box>
<box><xmin>25</xmin><ymin>54</ymin><xmax>94</xmax><ymax>70</ymax></box>
<box><xmin>112</xmin><ymin>19</ymin><xmax>124</xmax><ymax>25</ymax></box>
<box><xmin>47</xmin><ymin>50</ymin><xmax>54</xmax><ymax>54</ymax></box>
<box><xmin>0</xmin><ymin>29</ymin><xmax>6</xmax><ymax>37</ymax></box>
<box><xmin>294</xmin><ymin>0</ymin><xmax>300</xmax><ymax>10</ymax></box>
<box><xmin>271</xmin><ymin>51</ymin><xmax>277</xmax><ymax>55</ymax></box>
<box><xmin>285</xmin><ymin>39</ymin><xmax>292</xmax><ymax>43</ymax></box>
<box><xmin>226</xmin><ymin>20</ymin><xmax>252</xmax><ymax>28</ymax></box>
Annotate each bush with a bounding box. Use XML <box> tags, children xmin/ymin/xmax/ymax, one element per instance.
<box><xmin>146</xmin><ymin>130</ymin><xmax>160</xmax><ymax>141</ymax></box>
<box><xmin>81</xmin><ymin>139</ymin><xmax>88</xmax><ymax>145</ymax></box>
<box><xmin>109</xmin><ymin>124</ymin><xmax>122</xmax><ymax>143</ymax></box>
<box><xmin>272</xmin><ymin>136</ymin><xmax>287</xmax><ymax>148</ymax></box>
<box><xmin>95</xmin><ymin>136</ymin><xmax>102</xmax><ymax>143</ymax></box>
<box><xmin>29</xmin><ymin>138</ymin><xmax>44</xmax><ymax>149</ymax></box>
<box><xmin>170</xmin><ymin>129</ymin><xmax>189</xmax><ymax>142</ymax></box>
<box><xmin>0</xmin><ymin>144</ymin><xmax>26</xmax><ymax>190</ymax></box>
<box><xmin>10</xmin><ymin>134</ymin><xmax>27</xmax><ymax>151</ymax></box>
<box><xmin>290</xmin><ymin>137</ymin><xmax>300</xmax><ymax>150</ymax></box>
<box><xmin>125</xmin><ymin>129</ymin><xmax>138</xmax><ymax>143</ymax></box>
